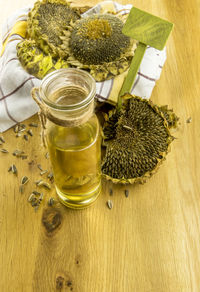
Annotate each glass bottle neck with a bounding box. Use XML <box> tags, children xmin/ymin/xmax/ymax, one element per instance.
<box><xmin>38</xmin><ymin>68</ymin><xmax>96</xmax><ymax>127</ymax></box>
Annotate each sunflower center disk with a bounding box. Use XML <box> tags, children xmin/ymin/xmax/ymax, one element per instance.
<box><xmin>81</xmin><ymin>19</ymin><xmax>112</xmax><ymax>40</ymax></box>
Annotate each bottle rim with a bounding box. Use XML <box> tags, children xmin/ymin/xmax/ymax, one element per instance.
<box><xmin>39</xmin><ymin>68</ymin><xmax>96</xmax><ymax>111</ymax></box>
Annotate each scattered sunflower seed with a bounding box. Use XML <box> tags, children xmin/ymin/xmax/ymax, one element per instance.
<box><xmin>21</xmin><ymin>176</ymin><xmax>29</xmax><ymax>185</ymax></box>
<box><xmin>11</xmin><ymin>164</ymin><xmax>17</xmax><ymax>175</ymax></box>
<box><xmin>40</xmin><ymin>170</ymin><xmax>48</xmax><ymax>176</ymax></box>
<box><xmin>29</xmin><ymin>122</ymin><xmax>38</xmax><ymax>127</ymax></box>
<box><xmin>31</xmin><ymin>199</ymin><xmax>38</xmax><ymax>207</ymax></box>
<box><xmin>35</xmin><ymin>179</ymin><xmax>43</xmax><ymax>185</ymax></box>
<box><xmin>28</xmin><ymin>193</ymin><xmax>35</xmax><ymax>202</ymax></box>
<box><xmin>16</xmin><ymin>133</ymin><xmax>22</xmax><ymax>137</ymax></box>
<box><xmin>107</xmin><ymin>200</ymin><xmax>113</xmax><ymax>209</ymax></box>
<box><xmin>37</xmin><ymin>181</ymin><xmax>51</xmax><ymax>190</ymax></box>
<box><xmin>48</xmin><ymin>197</ymin><xmax>55</xmax><ymax>206</ymax></box>
<box><xmin>32</xmin><ymin>191</ymin><xmax>41</xmax><ymax>196</ymax></box>
<box><xmin>0</xmin><ymin>136</ymin><xmax>5</xmax><ymax>143</ymax></box>
<box><xmin>13</xmin><ymin>149</ymin><xmax>25</xmax><ymax>157</ymax></box>
<box><xmin>15</xmin><ymin>124</ymin><xmax>26</xmax><ymax>133</ymax></box>
<box><xmin>24</xmin><ymin>134</ymin><xmax>28</xmax><ymax>141</ymax></box>
<box><xmin>21</xmin><ymin>155</ymin><xmax>28</xmax><ymax>160</ymax></box>
<box><xmin>0</xmin><ymin>149</ymin><xmax>8</xmax><ymax>153</ymax></box>
<box><xmin>186</xmin><ymin>117</ymin><xmax>192</xmax><ymax>123</ymax></box>
<box><xmin>45</xmin><ymin>152</ymin><xmax>49</xmax><ymax>159</ymax></box>
<box><xmin>19</xmin><ymin>185</ymin><xmax>25</xmax><ymax>194</ymax></box>
<box><xmin>39</xmin><ymin>193</ymin><xmax>44</xmax><ymax>202</ymax></box>
<box><xmin>47</xmin><ymin>172</ymin><xmax>54</xmax><ymax>182</ymax></box>
<box><xmin>125</xmin><ymin>189</ymin><xmax>129</xmax><ymax>198</ymax></box>
<box><xmin>37</xmin><ymin>164</ymin><xmax>43</xmax><ymax>171</ymax></box>
<box><xmin>14</xmin><ymin>124</ymin><xmax>19</xmax><ymax>133</ymax></box>
<box><xmin>8</xmin><ymin>166</ymin><xmax>12</xmax><ymax>172</ymax></box>
<box><xmin>109</xmin><ymin>188</ymin><xmax>113</xmax><ymax>196</ymax></box>
<box><xmin>27</xmin><ymin>129</ymin><xmax>33</xmax><ymax>136</ymax></box>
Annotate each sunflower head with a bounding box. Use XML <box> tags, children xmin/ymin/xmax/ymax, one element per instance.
<box><xmin>69</xmin><ymin>14</ymin><xmax>131</xmax><ymax>65</ymax></box>
<box><xmin>101</xmin><ymin>94</ymin><xmax>175</xmax><ymax>184</ymax></box>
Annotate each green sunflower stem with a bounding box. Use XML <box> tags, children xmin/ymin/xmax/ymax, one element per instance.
<box><xmin>118</xmin><ymin>42</ymin><xmax>147</xmax><ymax>109</ymax></box>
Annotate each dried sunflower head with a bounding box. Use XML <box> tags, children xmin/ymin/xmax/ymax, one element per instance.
<box><xmin>61</xmin><ymin>13</ymin><xmax>137</xmax><ymax>81</ymax></box>
<box><xmin>101</xmin><ymin>94</ymin><xmax>177</xmax><ymax>184</ymax></box>
<box><xmin>17</xmin><ymin>39</ymin><xmax>69</xmax><ymax>79</ymax></box>
<box><xmin>27</xmin><ymin>0</ymin><xmax>81</xmax><ymax>57</ymax></box>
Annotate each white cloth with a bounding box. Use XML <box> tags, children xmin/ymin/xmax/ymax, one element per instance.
<box><xmin>0</xmin><ymin>1</ymin><xmax>166</xmax><ymax>132</ymax></box>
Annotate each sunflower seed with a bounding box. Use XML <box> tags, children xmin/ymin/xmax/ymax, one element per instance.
<box><xmin>37</xmin><ymin>164</ymin><xmax>43</xmax><ymax>171</ymax></box>
<box><xmin>40</xmin><ymin>170</ymin><xmax>48</xmax><ymax>176</ymax></box>
<box><xmin>13</xmin><ymin>150</ymin><xmax>25</xmax><ymax>157</ymax></box>
<box><xmin>37</xmin><ymin>181</ymin><xmax>51</xmax><ymax>190</ymax></box>
<box><xmin>31</xmin><ymin>200</ymin><xmax>38</xmax><ymax>207</ymax></box>
<box><xmin>186</xmin><ymin>117</ymin><xmax>192</xmax><ymax>123</ymax></box>
<box><xmin>27</xmin><ymin>129</ymin><xmax>33</xmax><ymax>136</ymax></box>
<box><xmin>32</xmin><ymin>191</ymin><xmax>41</xmax><ymax>196</ymax></box>
<box><xmin>0</xmin><ymin>149</ymin><xmax>8</xmax><ymax>153</ymax></box>
<box><xmin>48</xmin><ymin>197</ymin><xmax>55</xmax><ymax>206</ymax></box>
<box><xmin>16</xmin><ymin>133</ymin><xmax>21</xmax><ymax>137</ymax></box>
<box><xmin>24</xmin><ymin>134</ymin><xmax>28</xmax><ymax>141</ymax></box>
<box><xmin>125</xmin><ymin>189</ymin><xmax>129</xmax><ymax>198</ymax></box>
<box><xmin>21</xmin><ymin>155</ymin><xmax>28</xmax><ymax>160</ymax></box>
<box><xmin>8</xmin><ymin>166</ymin><xmax>12</xmax><ymax>172</ymax></box>
<box><xmin>19</xmin><ymin>185</ymin><xmax>25</xmax><ymax>194</ymax></box>
<box><xmin>107</xmin><ymin>200</ymin><xmax>113</xmax><ymax>209</ymax></box>
<box><xmin>29</xmin><ymin>123</ymin><xmax>38</xmax><ymax>128</ymax></box>
<box><xmin>47</xmin><ymin>172</ymin><xmax>54</xmax><ymax>182</ymax></box>
<box><xmin>39</xmin><ymin>193</ymin><xmax>44</xmax><ymax>202</ymax></box>
<box><xmin>35</xmin><ymin>179</ymin><xmax>43</xmax><ymax>185</ymax></box>
<box><xmin>21</xmin><ymin>176</ymin><xmax>29</xmax><ymax>185</ymax></box>
<box><xmin>14</xmin><ymin>125</ymin><xmax>19</xmax><ymax>133</ymax></box>
<box><xmin>11</xmin><ymin>164</ymin><xmax>17</xmax><ymax>175</ymax></box>
<box><xmin>109</xmin><ymin>188</ymin><xmax>113</xmax><ymax>196</ymax></box>
<box><xmin>45</xmin><ymin>152</ymin><xmax>49</xmax><ymax>159</ymax></box>
<box><xmin>0</xmin><ymin>136</ymin><xmax>5</xmax><ymax>143</ymax></box>
<box><xmin>28</xmin><ymin>193</ymin><xmax>35</xmax><ymax>202</ymax></box>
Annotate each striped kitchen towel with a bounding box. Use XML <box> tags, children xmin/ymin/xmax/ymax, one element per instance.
<box><xmin>0</xmin><ymin>1</ymin><xmax>167</xmax><ymax>133</ymax></box>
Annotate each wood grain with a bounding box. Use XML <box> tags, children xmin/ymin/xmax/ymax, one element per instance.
<box><xmin>0</xmin><ymin>0</ymin><xmax>200</xmax><ymax>291</ymax></box>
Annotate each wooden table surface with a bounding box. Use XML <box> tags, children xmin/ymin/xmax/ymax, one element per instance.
<box><xmin>0</xmin><ymin>0</ymin><xmax>200</xmax><ymax>291</ymax></box>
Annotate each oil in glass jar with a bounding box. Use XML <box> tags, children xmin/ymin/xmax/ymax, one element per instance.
<box><xmin>38</xmin><ymin>68</ymin><xmax>101</xmax><ymax>209</ymax></box>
